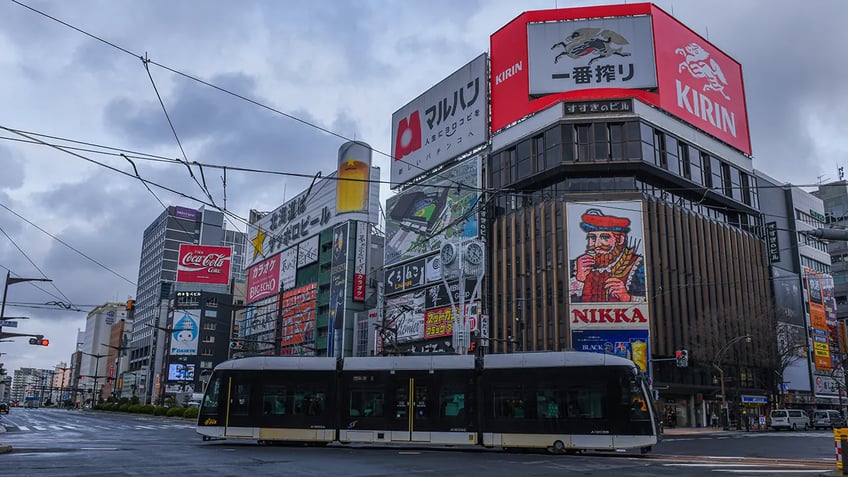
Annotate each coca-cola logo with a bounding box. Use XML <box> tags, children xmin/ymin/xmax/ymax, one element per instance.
<box><xmin>181</xmin><ymin>252</ymin><xmax>230</xmax><ymax>273</ymax></box>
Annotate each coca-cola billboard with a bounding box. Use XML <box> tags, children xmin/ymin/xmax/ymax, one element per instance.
<box><xmin>176</xmin><ymin>244</ymin><xmax>232</xmax><ymax>285</ymax></box>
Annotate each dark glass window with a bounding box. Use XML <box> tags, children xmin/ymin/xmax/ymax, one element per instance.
<box><xmin>516</xmin><ymin>140</ymin><xmax>532</xmax><ymax>180</ymax></box>
<box><xmin>576</xmin><ymin>124</ymin><xmax>591</xmax><ymax>162</ymax></box>
<box><xmin>594</xmin><ymin>122</ymin><xmax>609</xmax><ymax>160</ymax></box>
<box><xmin>679</xmin><ymin>142</ymin><xmax>691</xmax><ymax>180</ymax></box>
<box><xmin>561</xmin><ymin>124</ymin><xmax>575</xmax><ymax>163</ymax></box>
<box><xmin>700</xmin><ymin>152</ymin><xmax>712</xmax><ymax>188</ymax></box>
<box><xmin>534</xmin><ymin>134</ymin><xmax>546</xmax><ymax>172</ymax></box>
<box><xmin>653</xmin><ymin>130</ymin><xmax>667</xmax><ymax>169</ymax></box>
<box><xmin>721</xmin><ymin>162</ymin><xmax>732</xmax><ymax>197</ymax></box>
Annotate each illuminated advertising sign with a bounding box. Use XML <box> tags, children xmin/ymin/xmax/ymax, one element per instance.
<box><xmin>527</xmin><ymin>16</ymin><xmax>657</xmax><ymax>94</ymax></box>
<box><xmin>246</xmin><ymin>165</ymin><xmax>380</xmax><ymax>269</ymax></box>
<box><xmin>246</xmin><ymin>253</ymin><xmax>281</xmax><ymax>303</ymax></box>
<box><xmin>280</xmin><ymin>283</ymin><xmax>317</xmax><ymax>347</ymax></box>
<box><xmin>176</xmin><ymin>244</ymin><xmax>232</xmax><ymax>285</ymax></box>
<box><xmin>167</xmin><ymin>363</ymin><xmax>195</xmax><ymax>381</ymax></box>
<box><xmin>353</xmin><ymin>221</ymin><xmax>368</xmax><ymax>302</ymax></box>
<box><xmin>391</xmin><ymin>54</ymin><xmax>488</xmax><ymax>187</ymax></box>
<box><xmin>386</xmin><ymin>292</ymin><xmax>425</xmax><ymax>343</ymax></box>
<box><xmin>337</xmin><ymin>141</ymin><xmax>372</xmax><ymax>214</ymax></box>
<box><xmin>174</xmin><ymin>206</ymin><xmax>199</xmax><ymax>221</ymax></box>
<box><xmin>385</xmin><ymin>157</ymin><xmax>481</xmax><ymax>266</ymax></box>
<box><xmin>423</xmin><ymin>303</ymin><xmax>479</xmax><ymax>339</ymax></box>
<box><xmin>170</xmin><ymin>310</ymin><xmax>199</xmax><ymax>355</ymax></box>
<box><xmin>652</xmin><ymin>9</ymin><xmax>749</xmax><ymax>154</ymax></box>
<box><xmin>572</xmin><ymin>329</ymin><xmax>650</xmax><ymax>375</ymax></box>
<box><xmin>489</xmin><ymin>4</ymin><xmax>751</xmax><ymax>154</ymax></box>
<box><xmin>806</xmin><ymin>269</ymin><xmax>831</xmax><ymax>370</ymax></box>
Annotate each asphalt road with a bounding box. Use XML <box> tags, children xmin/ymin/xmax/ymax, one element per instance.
<box><xmin>0</xmin><ymin>408</ymin><xmax>840</xmax><ymax>476</ymax></box>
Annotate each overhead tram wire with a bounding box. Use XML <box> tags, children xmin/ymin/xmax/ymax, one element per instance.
<box><xmin>140</xmin><ymin>52</ymin><xmax>217</xmax><ymax>208</ymax></box>
<box><xmin>0</xmin><ymin>203</ymin><xmax>137</xmax><ymax>287</ymax></box>
<box><xmin>9</xmin><ymin>0</ymin><xmax>469</xmax><ymax>193</ymax></box>
<box><xmin>0</xmin><ymin>127</ymin><xmax>490</xmax><ymax>193</ymax></box>
<box><xmin>0</xmin><ymin>225</ymin><xmax>78</xmax><ymax>309</ymax></box>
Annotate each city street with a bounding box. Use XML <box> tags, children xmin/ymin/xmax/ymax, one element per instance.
<box><xmin>0</xmin><ymin>408</ymin><xmax>840</xmax><ymax>476</ymax></box>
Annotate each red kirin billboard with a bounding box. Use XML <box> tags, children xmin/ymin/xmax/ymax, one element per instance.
<box><xmin>490</xmin><ymin>2</ymin><xmax>750</xmax><ymax>154</ymax></box>
<box><xmin>176</xmin><ymin>244</ymin><xmax>232</xmax><ymax>285</ymax></box>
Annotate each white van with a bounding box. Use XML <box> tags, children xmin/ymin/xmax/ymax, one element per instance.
<box><xmin>770</xmin><ymin>409</ymin><xmax>810</xmax><ymax>431</ymax></box>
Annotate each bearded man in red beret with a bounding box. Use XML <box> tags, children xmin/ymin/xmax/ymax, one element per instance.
<box><xmin>570</xmin><ymin>208</ymin><xmax>646</xmax><ymax>303</ymax></box>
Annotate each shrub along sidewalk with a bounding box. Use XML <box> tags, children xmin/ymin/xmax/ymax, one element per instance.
<box><xmin>93</xmin><ymin>401</ymin><xmax>199</xmax><ymax>419</ymax></box>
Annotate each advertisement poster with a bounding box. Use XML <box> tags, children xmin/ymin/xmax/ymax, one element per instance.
<box><xmin>572</xmin><ymin>329</ymin><xmax>650</xmax><ymax>375</ymax></box>
<box><xmin>246</xmin><ymin>253</ymin><xmax>281</xmax><ymax>303</ymax></box>
<box><xmin>391</xmin><ymin>53</ymin><xmax>488</xmax><ymax>186</ymax></box>
<box><xmin>424</xmin><ymin>303</ymin><xmax>479</xmax><ymax>339</ymax></box>
<box><xmin>336</xmin><ymin>141</ymin><xmax>372</xmax><ymax>214</ymax></box>
<box><xmin>806</xmin><ymin>269</ymin><xmax>831</xmax><ymax>371</ymax></box>
<box><xmin>280</xmin><ymin>283</ymin><xmax>317</xmax><ymax>347</ymax></box>
<box><xmin>386</xmin><ymin>292</ymin><xmax>425</xmax><ymax>343</ymax></box>
<box><xmin>170</xmin><ymin>311</ymin><xmax>199</xmax><ymax>355</ymax></box>
<box><xmin>385</xmin><ymin>158</ymin><xmax>480</xmax><ymax>266</ymax></box>
<box><xmin>176</xmin><ymin>244</ymin><xmax>232</xmax><ymax>285</ymax></box>
<box><xmin>167</xmin><ymin>363</ymin><xmax>195</xmax><ymax>382</ymax></box>
<box><xmin>353</xmin><ymin>221</ymin><xmax>368</xmax><ymax>301</ymax></box>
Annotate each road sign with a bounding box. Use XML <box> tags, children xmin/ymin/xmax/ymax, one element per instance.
<box><xmin>0</xmin><ymin>320</ymin><xmax>18</xmax><ymax>327</ymax></box>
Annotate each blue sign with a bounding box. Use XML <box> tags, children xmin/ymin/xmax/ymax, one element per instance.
<box><xmin>741</xmin><ymin>395</ymin><xmax>768</xmax><ymax>404</ymax></box>
<box><xmin>571</xmin><ymin>329</ymin><xmax>650</xmax><ymax>378</ymax></box>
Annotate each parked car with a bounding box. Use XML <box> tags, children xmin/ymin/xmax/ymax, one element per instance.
<box><xmin>770</xmin><ymin>408</ymin><xmax>810</xmax><ymax>431</ymax></box>
<box><xmin>812</xmin><ymin>410</ymin><xmax>846</xmax><ymax>429</ymax></box>
<box><xmin>0</xmin><ymin>402</ymin><xmax>9</xmax><ymax>414</ymax></box>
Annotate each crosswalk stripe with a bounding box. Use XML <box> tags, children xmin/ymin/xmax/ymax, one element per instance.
<box><xmin>18</xmin><ymin>426</ymin><xmax>29</xmax><ymax>431</ymax></box>
<box><xmin>33</xmin><ymin>426</ymin><xmax>46</xmax><ymax>431</ymax></box>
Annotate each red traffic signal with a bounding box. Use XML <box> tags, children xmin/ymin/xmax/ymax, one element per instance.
<box><xmin>28</xmin><ymin>335</ymin><xmax>49</xmax><ymax>346</ymax></box>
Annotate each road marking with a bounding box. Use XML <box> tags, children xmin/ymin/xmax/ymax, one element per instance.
<box><xmin>664</xmin><ymin>463</ymin><xmax>759</xmax><ymax>467</ymax></box>
<box><xmin>715</xmin><ymin>471</ymin><xmax>827</xmax><ymax>474</ymax></box>
<box><xmin>18</xmin><ymin>426</ymin><xmax>29</xmax><ymax>431</ymax></box>
<box><xmin>79</xmin><ymin>447</ymin><xmax>119</xmax><ymax>451</ymax></box>
<box><xmin>33</xmin><ymin>426</ymin><xmax>46</xmax><ymax>431</ymax></box>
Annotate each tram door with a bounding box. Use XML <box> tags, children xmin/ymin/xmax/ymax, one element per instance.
<box><xmin>224</xmin><ymin>375</ymin><xmax>255</xmax><ymax>438</ymax></box>
<box><xmin>389</xmin><ymin>374</ymin><xmax>435</xmax><ymax>442</ymax></box>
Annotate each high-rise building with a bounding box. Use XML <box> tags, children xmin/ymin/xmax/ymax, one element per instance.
<box><xmin>128</xmin><ymin>205</ymin><xmax>245</xmax><ymax>404</ymax></box>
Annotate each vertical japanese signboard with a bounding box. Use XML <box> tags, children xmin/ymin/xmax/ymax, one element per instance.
<box><xmin>328</xmin><ymin>223</ymin><xmax>349</xmax><ymax>356</ymax></box>
<box><xmin>353</xmin><ymin>221</ymin><xmax>368</xmax><ymax>302</ymax></box>
<box><xmin>246</xmin><ymin>253</ymin><xmax>281</xmax><ymax>303</ymax></box>
<box><xmin>806</xmin><ymin>269</ymin><xmax>831</xmax><ymax>371</ymax></box>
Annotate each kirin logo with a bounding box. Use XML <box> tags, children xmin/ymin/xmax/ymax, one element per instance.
<box><xmin>551</xmin><ymin>28</ymin><xmax>631</xmax><ymax>65</ymax></box>
<box><xmin>676</xmin><ymin>42</ymin><xmax>729</xmax><ymax>100</ymax></box>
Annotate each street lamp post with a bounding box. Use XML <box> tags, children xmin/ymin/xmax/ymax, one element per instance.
<box><xmin>1</xmin><ymin>270</ymin><xmax>52</xmax><ymax>320</ymax></box>
<box><xmin>713</xmin><ymin>334</ymin><xmax>752</xmax><ymax>431</ymax></box>
<box><xmin>80</xmin><ymin>351</ymin><xmax>108</xmax><ymax>406</ymax></box>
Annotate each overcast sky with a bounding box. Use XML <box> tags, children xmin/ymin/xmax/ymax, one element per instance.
<box><xmin>1</xmin><ymin>0</ymin><xmax>846</xmax><ymax>376</ymax></box>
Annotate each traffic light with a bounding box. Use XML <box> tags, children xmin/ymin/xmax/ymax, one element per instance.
<box><xmin>126</xmin><ymin>299</ymin><xmax>134</xmax><ymax>311</ymax></box>
<box><xmin>28</xmin><ymin>335</ymin><xmax>49</xmax><ymax>346</ymax></box>
<box><xmin>675</xmin><ymin>349</ymin><xmax>689</xmax><ymax>367</ymax></box>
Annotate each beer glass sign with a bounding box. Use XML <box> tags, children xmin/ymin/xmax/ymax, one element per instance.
<box><xmin>336</xmin><ymin>141</ymin><xmax>371</xmax><ymax>214</ymax></box>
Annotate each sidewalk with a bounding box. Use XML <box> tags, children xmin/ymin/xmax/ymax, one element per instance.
<box><xmin>662</xmin><ymin>426</ymin><xmax>769</xmax><ymax>436</ymax></box>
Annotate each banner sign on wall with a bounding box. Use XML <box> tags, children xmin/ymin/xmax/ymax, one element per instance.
<box><xmin>572</xmin><ymin>329</ymin><xmax>650</xmax><ymax>375</ymax></box>
<box><xmin>353</xmin><ymin>221</ymin><xmax>368</xmax><ymax>301</ymax></box>
<box><xmin>246</xmin><ymin>167</ymin><xmax>380</xmax><ymax>269</ymax></box>
<box><xmin>170</xmin><ymin>311</ymin><xmax>199</xmax><ymax>355</ymax></box>
<box><xmin>336</xmin><ymin>141</ymin><xmax>372</xmax><ymax>214</ymax></box>
<box><xmin>527</xmin><ymin>17</ymin><xmax>657</xmax><ymax>95</ymax></box>
<box><xmin>391</xmin><ymin>53</ymin><xmax>488</xmax><ymax>186</ymax></box>
<box><xmin>328</xmin><ymin>222</ymin><xmax>350</xmax><ymax>356</ymax></box>
<box><xmin>297</xmin><ymin>235</ymin><xmax>320</xmax><ymax>268</ymax></box>
<box><xmin>176</xmin><ymin>244</ymin><xmax>232</xmax><ymax>285</ymax></box>
<box><xmin>424</xmin><ymin>278</ymin><xmax>478</xmax><ymax>310</ymax></box>
<box><xmin>386</xmin><ymin>292</ymin><xmax>425</xmax><ymax>343</ymax></box>
<box><xmin>806</xmin><ymin>269</ymin><xmax>831</xmax><ymax>371</ymax></box>
<box><xmin>385</xmin><ymin>158</ymin><xmax>481</xmax><ymax>266</ymax></box>
<box><xmin>280</xmin><ymin>246</ymin><xmax>298</xmax><ymax>291</ymax></box>
<box><xmin>246</xmin><ymin>253</ymin><xmax>281</xmax><ymax>303</ymax></box>
<box><xmin>280</xmin><ymin>283</ymin><xmax>317</xmax><ymax>347</ymax></box>
<box><xmin>424</xmin><ymin>303</ymin><xmax>479</xmax><ymax>339</ymax></box>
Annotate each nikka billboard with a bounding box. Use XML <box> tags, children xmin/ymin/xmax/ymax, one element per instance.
<box><xmin>176</xmin><ymin>244</ymin><xmax>232</xmax><ymax>285</ymax></box>
<box><xmin>490</xmin><ymin>3</ymin><xmax>750</xmax><ymax>154</ymax></box>
<box><xmin>391</xmin><ymin>53</ymin><xmax>488</xmax><ymax>187</ymax></box>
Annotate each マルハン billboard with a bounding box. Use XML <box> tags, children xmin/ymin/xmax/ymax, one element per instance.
<box><xmin>176</xmin><ymin>244</ymin><xmax>232</xmax><ymax>285</ymax></box>
<box><xmin>489</xmin><ymin>4</ymin><xmax>751</xmax><ymax>154</ymax></box>
<box><xmin>385</xmin><ymin>157</ymin><xmax>481</xmax><ymax>266</ymax></box>
<box><xmin>391</xmin><ymin>54</ymin><xmax>488</xmax><ymax>187</ymax></box>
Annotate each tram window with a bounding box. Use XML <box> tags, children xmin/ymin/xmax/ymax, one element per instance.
<box><xmin>536</xmin><ymin>389</ymin><xmax>563</xmax><ymax>419</ymax></box>
<box><xmin>414</xmin><ymin>385</ymin><xmax>429</xmax><ymax>420</ymax></box>
<box><xmin>202</xmin><ymin>376</ymin><xmax>221</xmax><ymax>409</ymax></box>
<box><xmin>349</xmin><ymin>390</ymin><xmax>384</xmax><ymax>418</ymax></box>
<box><xmin>440</xmin><ymin>389</ymin><xmax>465</xmax><ymax>417</ymax></box>
<box><xmin>231</xmin><ymin>383</ymin><xmax>251</xmax><ymax>416</ymax></box>
<box><xmin>395</xmin><ymin>387</ymin><xmax>408</xmax><ymax>419</ymax></box>
<box><xmin>294</xmin><ymin>386</ymin><xmax>326</xmax><ymax>416</ymax></box>
<box><xmin>262</xmin><ymin>385</ymin><xmax>288</xmax><ymax>415</ymax></box>
<box><xmin>563</xmin><ymin>384</ymin><xmax>606</xmax><ymax>419</ymax></box>
<box><xmin>493</xmin><ymin>387</ymin><xmax>526</xmax><ymax>419</ymax></box>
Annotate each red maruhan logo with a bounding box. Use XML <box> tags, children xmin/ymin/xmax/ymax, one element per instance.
<box><xmin>676</xmin><ymin>42</ymin><xmax>729</xmax><ymax>100</ymax></box>
<box><xmin>551</xmin><ymin>28</ymin><xmax>631</xmax><ymax>65</ymax></box>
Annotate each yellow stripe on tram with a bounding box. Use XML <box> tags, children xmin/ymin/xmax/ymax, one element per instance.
<box><xmin>225</xmin><ymin>377</ymin><xmax>233</xmax><ymax>428</ymax></box>
<box><xmin>408</xmin><ymin>378</ymin><xmax>414</xmax><ymax>436</ymax></box>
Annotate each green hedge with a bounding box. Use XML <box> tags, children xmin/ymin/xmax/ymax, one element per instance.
<box><xmin>166</xmin><ymin>407</ymin><xmax>186</xmax><ymax>417</ymax></box>
<box><xmin>153</xmin><ymin>406</ymin><xmax>168</xmax><ymax>416</ymax></box>
<box><xmin>183</xmin><ymin>407</ymin><xmax>199</xmax><ymax>419</ymax></box>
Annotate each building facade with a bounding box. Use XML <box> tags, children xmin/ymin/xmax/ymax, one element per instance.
<box><xmin>128</xmin><ymin>205</ymin><xmax>245</xmax><ymax>404</ymax></box>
